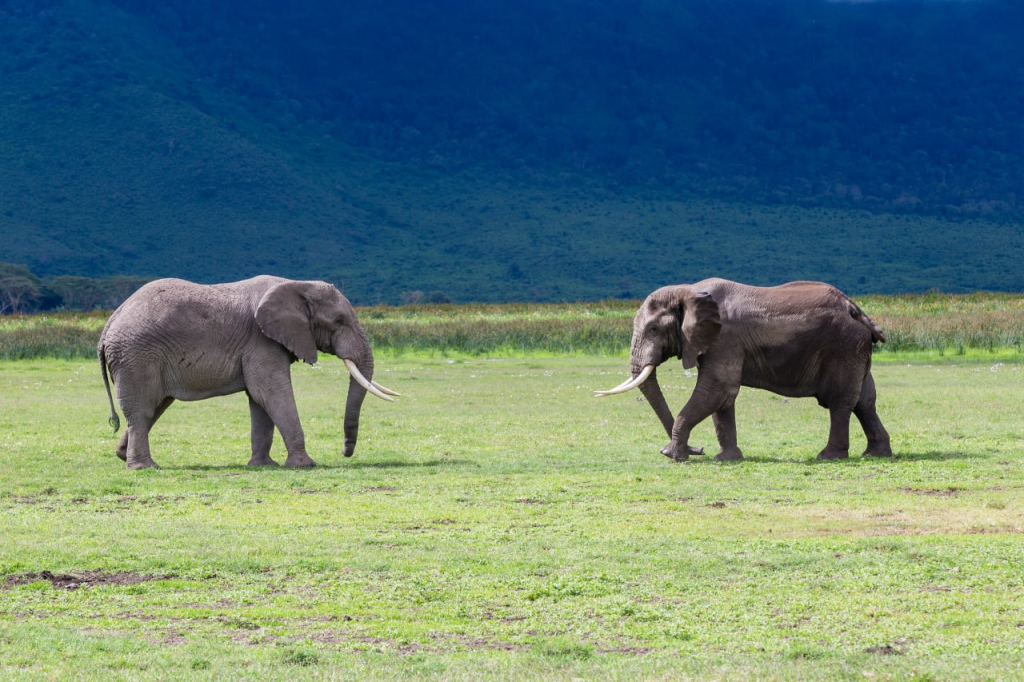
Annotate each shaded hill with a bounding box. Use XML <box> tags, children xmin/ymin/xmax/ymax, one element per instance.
<box><xmin>1</xmin><ymin>0</ymin><xmax>1022</xmax><ymax>303</ymax></box>
<box><xmin>104</xmin><ymin>0</ymin><xmax>1024</xmax><ymax>212</ymax></box>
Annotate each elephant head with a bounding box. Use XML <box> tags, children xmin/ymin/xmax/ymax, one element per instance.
<box><xmin>597</xmin><ymin>286</ymin><xmax>721</xmax><ymax>436</ymax></box>
<box><xmin>255</xmin><ymin>280</ymin><xmax>398</xmax><ymax>457</ymax></box>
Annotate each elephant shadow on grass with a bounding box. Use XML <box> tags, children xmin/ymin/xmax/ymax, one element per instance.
<box><xmin>794</xmin><ymin>450</ymin><xmax>983</xmax><ymax>465</ymax></box>
<box><xmin>665</xmin><ymin>450</ymin><xmax>983</xmax><ymax>466</ymax></box>
<box><xmin>169</xmin><ymin>457</ymin><xmax>477</xmax><ymax>472</ymax></box>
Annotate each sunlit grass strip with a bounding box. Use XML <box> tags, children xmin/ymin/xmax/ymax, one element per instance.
<box><xmin>366</xmin><ymin>317</ymin><xmax>629</xmax><ymax>355</ymax></box>
<box><xmin>0</xmin><ymin>315</ymin><xmax>102</xmax><ymax>360</ymax></box>
<box><xmin>1</xmin><ymin>293</ymin><xmax>1022</xmax><ymax>359</ymax></box>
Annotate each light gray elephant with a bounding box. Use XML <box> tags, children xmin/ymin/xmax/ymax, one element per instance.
<box><xmin>597</xmin><ymin>278</ymin><xmax>891</xmax><ymax>462</ymax></box>
<box><xmin>98</xmin><ymin>276</ymin><xmax>398</xmax><ymax>469</ymax></box>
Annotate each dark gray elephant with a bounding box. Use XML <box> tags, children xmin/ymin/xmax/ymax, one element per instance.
<box><xmin>99</xmin><ymin>276</ymin><xmax>398</xmax><ymax>470</ymax></box>
<box><xmin>597</xmin><ymin>278</ymin><xmax>891</xmax><ymax>461</ymax></box>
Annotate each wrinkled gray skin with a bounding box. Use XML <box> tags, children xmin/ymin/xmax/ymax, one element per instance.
<box><xmin>623</xmin><ymin>278</ymin><xmax>892</xmax><ymax>462</ymax></box>
<box><xmin>99</xmin><ymin>276</ymin><xmax>377</xmax><ymax>469</ymax></box>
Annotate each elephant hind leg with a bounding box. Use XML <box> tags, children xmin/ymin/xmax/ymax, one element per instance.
<box><xmin>246</xmin><ymin>393</ymin><xmax>278</xmax><ymax>466</ymax></box>
<box><xmin>816</xmin><ymin>404</ymin><xmax>852</xmax><ymax>460</ymax></box>
<box><xmin>122</xmin><ymin>396</ymin><xmax>174</xmax><ymax>470</ymax></box>
<box><xmin>854</xmin><ymin>372</ymin><xmax>892</xmax><ymax>457</ymax></box>
<box><xmin>712</xmin><ymin>404</ymin><xmax>743</xmax><ymax>461</ymax></box>
<box><xmin>116</xmin><ymin>430</ymin><xmax>129</xmax><ymax>461</ymax></box>
<box><xmin>116</xmin><ymin>396</ymin><xmax>173</xmax><ymax>462</ymax></box>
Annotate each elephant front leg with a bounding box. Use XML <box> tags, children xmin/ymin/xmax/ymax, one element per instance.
<box><xmin>661</xmin><ymin>398</ymin><xmax>716</xmax><ymax>462</ymax></box>
<box><xmin>246</xmin><ymin>394</ymin><xmax>279</xmax><ymax>466</ymax></box>
<box><xmin>250</xmin><ymin>379</ymin><xmax>316</xmax><ymax>468</ymax></box>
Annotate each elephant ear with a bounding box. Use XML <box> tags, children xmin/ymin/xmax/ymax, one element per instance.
<box><xmin>255</xmin><ymin>282</ymin><xmax>319</xmax><ymax>365</ymax></box>
<box><xmin>677</xmin><ymin>288</ymin><xmax>722</xmax><ymax>369</ymax></box>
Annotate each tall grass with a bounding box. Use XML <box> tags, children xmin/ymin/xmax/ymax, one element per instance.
<box><xmin>0</xmin><ymin>313</ymin><xmax>106</xmax><ymax>361</ymax></box>
<box><xmin>862</xmin><ymin>292</ymin><xmax>1024</xmax><ymax>354</ymax></box>
<box><xmin>2</xmin><ymin>293</ymin><xmax>1022</xmax><ymax>359</ymax></box>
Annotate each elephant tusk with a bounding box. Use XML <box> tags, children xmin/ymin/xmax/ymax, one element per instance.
<box><xmin>594</xmin><ymin>364</ymin><xmax>655</xmax><ymax>396</ymax></box>
<box><xmin>595</xmin><ymin>375</ymin><xmax>639</xmax><ymax>394</ymax></box>
<box><xmin>344</xmin><ymin>359</ymin><xmax>395</xmax><ymax>402</ymax></box>
<box><xmin>370</xmin><ymin>380</ymin><xmax>401</xmax><ymax>397</ymax></box>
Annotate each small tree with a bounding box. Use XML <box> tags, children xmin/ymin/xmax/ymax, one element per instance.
<box><xmin>0</xmin><ymin>276</ymin><xmax>41</xmax><ymax>314</ymax></box>
<box><xmin>0</xmin><ymin>263</ymin><xmax>43</xmax><ymax>314</ymax></box>
<box><xmin>100</xmin><ymin>276</ymin><xmax>151</xmax><ymax>309</ymax></box>
<box><xmin>48</xmin><ymin>276</ymin><xmax>104</xmax><ymax>311</ymax></box>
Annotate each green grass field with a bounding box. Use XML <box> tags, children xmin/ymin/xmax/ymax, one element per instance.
<box><xmin>1</xmin><ymin>353</ymin><xmax>1022</xmax><ymax>680</ymax></box>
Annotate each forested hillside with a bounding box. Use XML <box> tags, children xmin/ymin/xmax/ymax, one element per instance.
<box><xmin>1</xmin><ymin>0</ymin><xmax>1022</xmax><ymax>303</ymax></box>
<box><xmin>101</xmin><ymin>0</ymin><xmax>1024</xmax><ymax>212</ymax></box>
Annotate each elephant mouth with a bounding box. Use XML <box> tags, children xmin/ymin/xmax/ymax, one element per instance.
<box><xmin>342</xmin><ymin>359</ymin><xmax>400</xmax><ymax>402</ymax></box>
<box><xmin>594</xmin><ymin>364</ymin><xmax>655</xmax><ymax>396</ymax></box>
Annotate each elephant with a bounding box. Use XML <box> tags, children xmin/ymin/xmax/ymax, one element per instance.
<box><xmin>98</xmin><ymin>276</ymin><xmax>398</xmax><ymax>470</ymax></box>
<box><xmin>597</xmin><ymin>278</ymin><xmax>892</xmax><ymax>462</ymax></box>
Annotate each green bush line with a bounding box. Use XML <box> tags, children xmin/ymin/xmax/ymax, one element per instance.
<box><xmin>2</xmin><ymin>295</ymin><xmax>1023</xmax><ymax>360</ymax></box>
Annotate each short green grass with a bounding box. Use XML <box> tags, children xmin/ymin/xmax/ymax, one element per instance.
<box><xmin>1</xmin><ymin>355</ymin><xmax>1023</xmax><ymax>680</ymax></box>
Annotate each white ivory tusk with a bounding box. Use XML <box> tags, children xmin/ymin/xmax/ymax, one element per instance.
<box><xmin>594</xmin><ymin>375</ymin><xmax>637</xmax><ymax>395</ymax></box>
<box><xmin>370</xmin><ymin>380</ymin><xmax>401</xmax><ymax>397</ymax></box>
<box><xmin>594</xmin><ymin>364</ymin><xmax>654</xmax><ymax>396</ymax></box>
<box><xmin>344</xmin><ymin>359</ymin><xmax>395</xmax><ymax>402</ymax></box>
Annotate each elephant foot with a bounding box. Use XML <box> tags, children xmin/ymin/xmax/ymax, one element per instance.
<box><xmin>247</xmin><ymin>455</ymin><xmax>279</xmax><ymax>467</ymax></box>
<box><xmin>661</xmin><ymin>442</ymin><xmax>701</xmax><ymax>462</ymax></box>
<box><xmin>816</xmin><ymin>447</ymin><xmax>849</xmax><ymax>460</ymax></box>
<box><xmin>284</xmin><ymin>453</ymin><xmax>317</xmax><ymax>468</ymax></box>
<box><xmin>714</xmin><ymin>447</ymin><xmax>743</xmax><ymax>462</ymax></box>
<box><xmin>116</xmin><ymin>449</ymin><xmax>127</xmax><ymax>462</ymax></box>
<box><xmin>126</xmin><ymin>458</ymin><xmax>159</xmax><ymax>470</ymax></box>
<box><xmin>862</xmin><ymin>442</ymin><xmax>893</xmax><ymax>458</ymax></box>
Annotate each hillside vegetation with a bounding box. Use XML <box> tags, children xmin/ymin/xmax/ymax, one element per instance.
<box><xmin>1</xmin><ymin>0</ymin><xmax>1022</xmax><ymax>303</ymax></box>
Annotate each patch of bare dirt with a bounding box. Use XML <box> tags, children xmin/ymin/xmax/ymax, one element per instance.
<box><xmin>597</xmin><ymin>646</ymin><xmax>656</xmax><ymax>655</ymax></box>
<box><xmin>3</xmin><ymin>570</ymin><xmax>173</xmax><ymax>590</ymax></box>
<box><xmin>4</xmin><ymin>494</ymin><xmax>57</xmax><ymax>510</ymax></box>
<box><xmin>146</xmin><ymin>629</ymin><xmax>188</xmax><ymax>646</ymax></box>
<box><xmin>963</xmin><ymin>525</ymin><xmax>1023</xmax><ymax>535</ymax></box>
<box><xmin>6</xmin><ymin>492</ymin><xmax>53</xmax><ymax>504</ymax></box>
<box><xmin>865</xmin><ymin>644</ymin><xmax>904</xmax><ymax>655</ymax></box>
<box><xmin>429</xmin><ymin>632</ymin><xmax>527</xmax><ymax>652</ymax></box>
<box><xmin>901</xmin><ymin>487</ymin><xmax>963</xmax><ymax>496</ymax></box>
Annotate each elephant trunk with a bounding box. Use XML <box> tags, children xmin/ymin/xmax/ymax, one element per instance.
<box><xmin>343</xmin><ymin>374</ymin><xmax>369</xmax><ymax>457</ymax></box>
<box><xmin>337</xmin><ymin>328</ymin><xmax>375</xmax><ymax>458</ymax></box>
<box><xmin>631</xmin><ymin>354</ymin><xmax>674</xmax><ymax>438</ymax></box>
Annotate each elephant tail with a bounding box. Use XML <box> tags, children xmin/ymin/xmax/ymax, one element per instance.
<box><xmin>98</xmin><ymin>344</ymin><xmax>121</xmax><ymax>433</ymax></box>
<box><xmin>846</xmin><ymin>298</ymin><xmax>886</xmax><ymax>344</ymax></box>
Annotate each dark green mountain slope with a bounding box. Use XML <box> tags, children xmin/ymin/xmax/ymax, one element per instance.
<box><xmin>0</xmin><ymin>1</ymin><xmax>394</xmax><ymax>282</ymax></box>
<box><xmin>0</xmin><ymin>0</ymin><xmax>1022</xmax><ymax>303</ymax></box>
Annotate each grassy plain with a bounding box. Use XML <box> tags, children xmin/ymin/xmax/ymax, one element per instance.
<box><xmin>1</xmin><ymin>353</ymin><xmax>1023</xmax><ymax>680</ymax></box>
